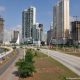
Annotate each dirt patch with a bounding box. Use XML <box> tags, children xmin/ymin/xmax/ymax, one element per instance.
<box><xmin>19</xmin><ymin>52</ymin><xmax>78</xmax><ymax>80</ymax></box>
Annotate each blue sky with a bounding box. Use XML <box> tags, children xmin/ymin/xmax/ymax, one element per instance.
<box><xmin>0</xmin><ymin>0</ymin><xmax>80</xmax><ymax>32</ymax></box>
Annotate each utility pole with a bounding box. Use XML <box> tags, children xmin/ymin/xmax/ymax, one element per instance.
<box><xmin>24</xmin><ymin>46</ymin><xmax>25</xmax><ymax>59</ymax></box>
<box><xmin>38</xmin><ymin>28</ymin><xmax>41</xmax><ymax>48</ymax></box>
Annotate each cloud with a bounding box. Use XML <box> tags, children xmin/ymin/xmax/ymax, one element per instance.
<box><xmin>0</xmin><ymin>6</ymin><xmax>5</xmax><ymax>12</ymax></box>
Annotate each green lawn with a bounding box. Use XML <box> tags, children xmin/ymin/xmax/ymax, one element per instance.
<box><xmin>22</xmin><ymin>51</ymin><xmax>79</xmax><ymax>80</ymax></box>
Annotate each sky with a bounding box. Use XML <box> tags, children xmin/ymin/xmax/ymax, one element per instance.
<box><xmin>0</xmin><ymin>0</ymin><xmax>80</xmax><ymax>32</ymax></box>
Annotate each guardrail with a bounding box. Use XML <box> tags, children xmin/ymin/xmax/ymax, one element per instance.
<box><xmin>0</xmin><ymin>46</ymin><xmax>13</xmax><ymax>59</ymax></box>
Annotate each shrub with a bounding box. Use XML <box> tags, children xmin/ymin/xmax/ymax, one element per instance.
<box><xmin>25</xmin><ymin>49</ymin><xmax>34</xmax><ymax>63</ymax></box>
<box><xmin>15</xmin><ymin>49</ymin><xmax>35</xmax><ymax>78</ymax></box>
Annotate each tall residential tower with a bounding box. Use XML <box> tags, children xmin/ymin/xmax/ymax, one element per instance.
<box><xmin>53</xmin><ymin>0</ymin><xmax>70</xmax><ymax>44</ymax></box>
<box><xmin>22</xmin><ymin>6</ymin><xmax>36</xmax><ymax>43</ymax></box>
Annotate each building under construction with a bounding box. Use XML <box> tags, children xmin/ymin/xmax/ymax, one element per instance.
<box><xmin>71</xmin><ymin>21</ymin><xmax>80</xmax><ymax>45</ymax></box>
<box><xmin>0</xmin><ymin>17</ymin><xmax>4</xmax><ymax>43</ymax></box>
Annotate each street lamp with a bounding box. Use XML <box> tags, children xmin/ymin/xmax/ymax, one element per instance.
<box><xmin>38</xmin><ymin>27</ymin><xmax>41</xmax><ymax>48</ymax></box>
<box><xmin>23</xmin><ymin>46</ymin><xmax>25</xmax><ymax>59</ymax></box>
<box><xmin>37</xmin><ymin>25</ymin><xmax>41</xmax><ymax>48</ymax></box>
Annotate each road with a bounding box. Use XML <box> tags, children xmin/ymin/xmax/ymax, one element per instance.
<box><xmin>0</xmin><ymin>48</ymin><xmax>24</xmax><ymax>80</ymax></box>
<box><xmin>41</xmin><ymin>49</ymin><xmax>80</xmax><ymax>76</ymax></box>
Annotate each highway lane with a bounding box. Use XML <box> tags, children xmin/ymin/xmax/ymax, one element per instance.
<box><xmin>41</xmin><ymin>49</ymin><xmax>80</xmax><ymax>76</ymax></box>
<box><xmin>0</xmin><ymin>48</ymin><xmax>20</xmax><ymax>76</ymax></box>
<box><xmin>0</xmin><ymin>48</ymin><xmax>24</xmax><ymax>80</ymax></box>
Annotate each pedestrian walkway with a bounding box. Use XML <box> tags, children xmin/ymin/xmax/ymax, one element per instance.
<box><xmin>0</xmin><ymin>61</ymin><xmax>19</xmax><ymax>80</ymax></box>
<box><xmin>0</xmin><ymin>48</ymin><xmax>23</xmax><ymax>80</ymax></box>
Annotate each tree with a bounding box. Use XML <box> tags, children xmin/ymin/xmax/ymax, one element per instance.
<box><xmin>25</xmin><ymin>49</ymin><xmax>34</xmax><ymax>63</ymax></box>
<box><xmin>15</xmin><ymin>49</ymin><xmax>35</xmax><ymax>78</ymax></box>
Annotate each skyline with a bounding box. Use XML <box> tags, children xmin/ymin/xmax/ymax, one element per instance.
<box><xmin>0</xmin><ymin>0</ymin><xmax>80</xmax><ymax>32</ymax></box>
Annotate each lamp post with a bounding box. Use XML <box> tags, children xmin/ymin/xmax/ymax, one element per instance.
<box><xmin>38</xmin><ymin>28</ymin><xmax>41</xmax><ymax>48</ymax></box>
<box><xmin>23</xmin><ymin>46</ymin><xmax>25</xmax><ymax>59</ymax></box>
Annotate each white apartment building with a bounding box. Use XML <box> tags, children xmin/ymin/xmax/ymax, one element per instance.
<box><xmin>22</xmin><ymin>6</ymin><xmax>36</xmax><ymax>43</ymax></box>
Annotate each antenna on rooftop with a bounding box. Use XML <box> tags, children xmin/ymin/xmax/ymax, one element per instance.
<box><xmin>73</xmin><ymin>16</ymin><xmax>78</xmax><ymax>21</ymax></box>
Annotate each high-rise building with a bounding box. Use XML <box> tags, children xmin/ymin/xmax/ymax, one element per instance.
<box><xmin>11</xmin><ymin>30</ymin><xmax>19</xmax><ymax>43</ymax></box>
<box><xmin>13</xmin><ymin>31</ymin><xmax>19</xmax><ymax>42</ymax></box>
<box><xmin>47</xmin><ymin>29</ymin><xmax>54</xmax><ymax>45</ymax></box>
<box><xmin>32</xmin><ymin>23</ymin><xmax>43</xmax><ymax>45</ymax></box>
<box><xmin>53</xmin><ymin>0</ymin><xmax>70</xmax><ymax>44</ymax></box>
<box><xmin>0</xmin><ymin>17</ymin><xmax>4</xmax><ymax>43</ymax></box>
<box><xmin>38</xmin><ymin>24</ymin><xmax>43</xmax><ymax>41</ymax></box>
<box><xmin>22</xmin><ymin>6</ymin><xmax>36</xmax><ymax>43</ymax></box>
<box><xmin>71</xmin><ymin>21</ymin><xmax>80</xmax><ymax>44</ymax></box>
<box><xmin>47</xmin><ymin>22</ymin><xmax>54</xmax><ymax>45</ymax></box>
<box><xmin>42</xmin><ymin>32</ymin><xmax>47</xmax><ymax>44</ymax></box>
<box><xmin>32</xmin><ymin>23</ymin><xmax>39</xmax><ymax>42</ymax></box>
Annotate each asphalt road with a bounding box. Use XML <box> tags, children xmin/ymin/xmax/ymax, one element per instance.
<box><xmin>0</xmin><ymin>48</ymin><xmax>20</xmax><ymax>75</ymax></box>
<box><xmin>0</xmin><ymin>48</ymin><xmax>24</xmax><ymax>80</ymax></box>
<box><xmin>41</xmin><ymin>49</ymin><xmax>80</xmax><ymax>76</ymax></box>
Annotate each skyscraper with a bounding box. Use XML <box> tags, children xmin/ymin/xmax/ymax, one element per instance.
<box><xmin>32</xmin><ymin>23</ymin><xmax>43</xmax><ymax>45</ymax></box>
<box><xmin>22</xmin><ymin>6</ymin><xmax>36</xmax><ymax>43</ymax></box>
<box><xmin>11</xmin><ymin>30</ymin><xmax>19</xmax><ymax>43</ymax></box>
<box><xmin>0</xmin><ymin>17</ymin><xmax>4</xmax><ymax>43</ymax></box>
<box><xmin>38</xmin><ymin>24</ymin><xmax>43</xmax><ymax>41</ymax></box>
<box><xmin>32</xmin><ymin>23</ymin><xmax>39</xmax><ymax>42</ymax></box>
<box><xmin>53</xmin><ymin>0</ymin><xmax>70</xmax><ymax>44</ymax></box>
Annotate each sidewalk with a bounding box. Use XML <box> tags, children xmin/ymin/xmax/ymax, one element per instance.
<box><xmin>0</xmin><ymin>48</ymin><xmax>23</xmax><ymax>80</ymax></box>
<box><xmin>0</xmin><ymin>61</ymin><xmax>19</xmax><ymax>80</ymax></box>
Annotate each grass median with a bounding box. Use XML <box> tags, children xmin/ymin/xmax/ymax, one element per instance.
<box><xmin>22</xmin><ymin>50</ymin><xmax>79</xmax><ymax>80</ymax></box>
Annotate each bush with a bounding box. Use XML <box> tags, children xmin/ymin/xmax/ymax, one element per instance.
<box><xmin>15</xmin><ymin>49</ymin><xmax>35</xmax><ymax>78</ymax></box>
<box><xmin>34</xmin><ymin>51</ymin><xmax>38</xmax><ymax>56</ymax></box>
<box><xmin>25</xmin><ymin>49</ymin><xmax>34</xmax><ymax>63</ymax></box>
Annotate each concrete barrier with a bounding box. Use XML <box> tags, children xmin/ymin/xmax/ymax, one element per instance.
<box><xmin>0</xmin><ymin>46</ymin><xmax>13</xmax><ymax>59</ymax></box>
